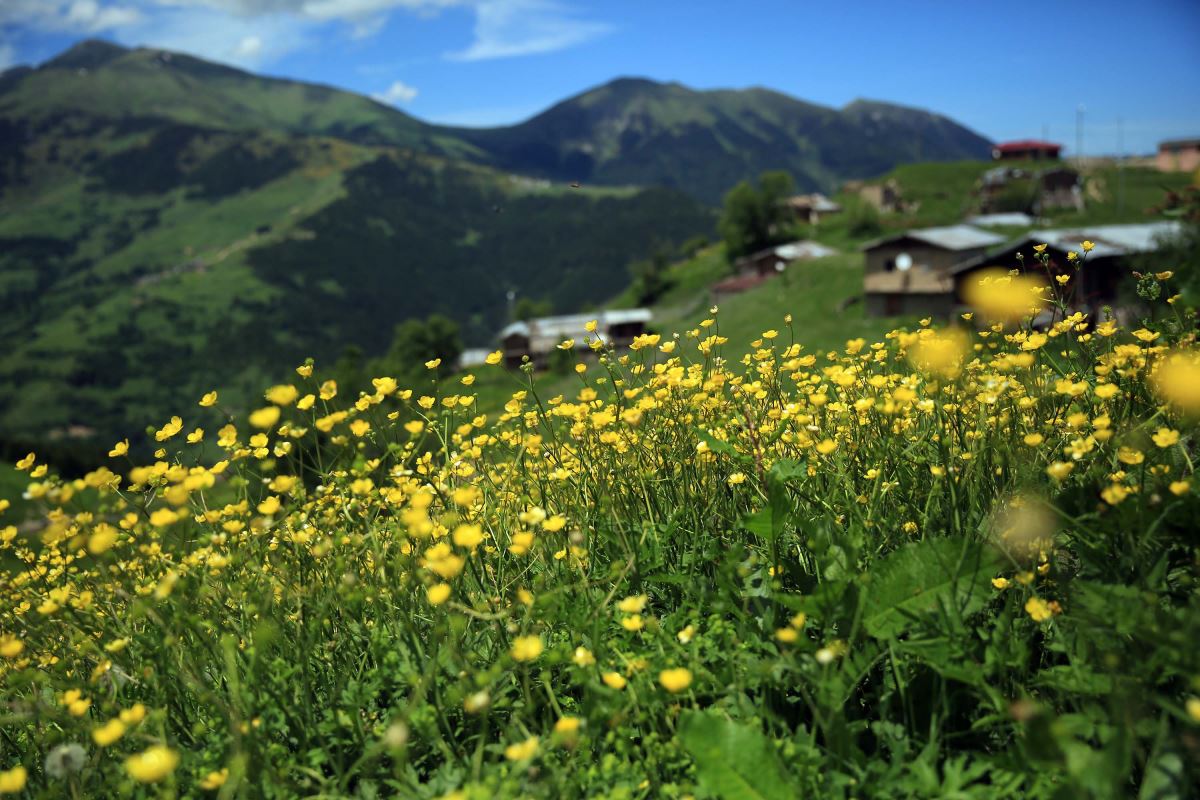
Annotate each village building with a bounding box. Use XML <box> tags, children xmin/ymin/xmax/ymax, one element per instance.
<box><xmin>498</xmin><ymin>309</ymin><xmax>652</xmax><ymax>369</ymax></box>
<box><xmin>977</xmin><ymin>165</ymin><xmax>1083</xmax><ymax>214</ymax></box>
<box><xmin>1156</xmin><ymin>138</ymin><xmax>1200</xmax><ymax>172</ymax></box>
<box><xmin>843</xmin><ymin>178</ymin><xmax>910</xmax><ymax>214</ymax></box>
<box><xmin>991</xmin><ymin>139</ymin><xmax>1062</xmax><ymax>161</ymax></box>
<box><xmin>712</xmin><ymin>240</ymin><xmax>837</xmax><ymax>298</ymax></box>
<box><xmin>785</xmin><ymin>193</ymin><xmax>842</xmax><ymax>225</ymax></box>
<box><xmin>862</xmin><ymin>225</ymin><xmax>1006</xmax><ymax>317</ymax></box>
<box><xmin>950</xmin><ymin>221</ymin><xmax>1184</xmax><ymax>322</ymax></box>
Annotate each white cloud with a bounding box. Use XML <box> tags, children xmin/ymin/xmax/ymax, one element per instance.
<box><xmin>117</xmin><ymin>7</ymin><xmax>311</xmax><ymax>68</ymax></box>
<box><xmin>66</xmin><ymin>0</ymin><xmax>144</xmax><ymax>30</ymax></box>
<box><xmin>447</xmin><ymin>0</ymin><xmax>610</xmax><ymax>61</ymax></box>
<box><xmin>0</xmin><ymin>43</ymin><xmax>16</xmax><ymax>71</ymax></box>
<box><xmin>372</xmin><ymin>78</ymin><xmax>418</xmax><ymax>104</ymax></box>
<box><xmin>1</xmin><ymin>0</ymin><xmax>610</xmax><ymax>70</ymax></box>
<box><xmin>0</xmin><ymin>0</ymin><xmax>143</xmax><ymax>33</ymax></box>
<box><xmin>234</xmin><ymin>33</ymin><xmax>262</xmax><ymax>56</ymax></box>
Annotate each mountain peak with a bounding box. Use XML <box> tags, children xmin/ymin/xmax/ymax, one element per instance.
<box><xmin>43</xmin><ymin>39</ymin><xmax>129</xmax><ymax>71</ymax></box>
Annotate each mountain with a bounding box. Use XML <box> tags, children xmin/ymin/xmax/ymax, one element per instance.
<box><xmin>0</xmin><ymin>41</ymin><xmax>713</xmax><ymax>454</ymax></box>
<box><xmin>0</xmin><ymin>39</ymin><xmax>992</xmax><ymax>454</ymax></box>
<box><xmin>2</xmin><ymin>39</ymin><xmax>471</xmax><ymax>157</ymax></box>
<box><xmin>435</xmin><ymin>78</ymin><xmax>993</xmax><ymax>203</ymax></box>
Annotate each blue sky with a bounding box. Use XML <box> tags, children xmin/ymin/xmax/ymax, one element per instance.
<box><xmin>2</xmin><ymin>0</ymin><xmax>1199</xmax><ymax>153</ymax></box>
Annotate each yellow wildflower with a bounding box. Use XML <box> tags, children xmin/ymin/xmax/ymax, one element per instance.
<box><xmin>659</xmin><ymin>667</ymin><xmax>692</xmax><ymax>693</ymax></box>
<box><xmin>511</xmin><ymin>635</ymin><xmax>543</xmax><ymax>663</ymax></box>
<box><xmin>125</xmin><ymin>745</ymin><xmax>179</xmax><ymax>783</ymax></box>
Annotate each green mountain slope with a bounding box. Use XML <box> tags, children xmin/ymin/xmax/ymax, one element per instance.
<box><xmin>0</xmin><ymin>39</ymin><xmax>472</xmax><ymax>158</ymax></box>
<box><xmin>0</xmin><ymin>48</ymin><xmax>713</xmax><ymax>454</ymax></box>
<box><xmin>436</xmin><ymin>78</ymin><xmax>993</xmax><ymax>203</ymax></box>
<box><xmin>0</xmin><ymin>38</ymin><xmax>996</xmax><ymax>456</ymax></box>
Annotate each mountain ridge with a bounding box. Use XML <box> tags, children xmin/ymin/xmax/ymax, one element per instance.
<box><xmin>6</xmin><ymin>39</ymin><xmax>993</xmax><ymax>202</ymax></box>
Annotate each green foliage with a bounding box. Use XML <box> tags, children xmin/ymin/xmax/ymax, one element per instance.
<box><xmin>844</xmin><ymin>196</ymin><xmax>882</xmax><ymax>238</ymax></box>
<box><xmin>677</xmin><ymin>712</ymin><xmax>799</xmax><ymax>800</ymax></box>
<box><xmin>0</xmin><ymin>107</ymin><xmax>711</xmax><ymax>452</ymax></box>
<box><xmin>860</xmin><ymin>537</ymin><xmax>1001</xmax><ymax>639</ymax></box>
<box><xmin>513</xmin><ymin>297</ymin><xmax>554</xmax><ymax>322</ymax></box>
<box><xmin>718</xmin><ymin>171</ymin><xmax>796</xmax><ymax>261</ymax></box>
<box><xmin>379</xmin><ymin>315</ymin><xmax>464</xmax><ymax>380</ymax></box>
<box><xmin>627</xmin><ymin>248</ymin><xmax>674</xmax><ymax>306</ymax></box>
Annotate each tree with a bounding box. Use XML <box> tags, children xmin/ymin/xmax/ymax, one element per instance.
<box><xmin>380</xmin><ymin>314</ymin><xmax>463</xmax><ymax>378</ymax></box>
<box><xmin>512</xmin><ymin>297</ymin><xmax>553</xmax><ymax>322</ymax></box>
<box><xmin>718</xmin><ymin>170</ymin><xmax>796</xmax><ymax>262</ymax></box>
<box><xmin>628</xmin><ymin>247</ymin><xmax>673</xmax><ymax>306</ymax></box>
<box><xmin>846</xmin><ymin>197</ymin><xmax>883</xmax><ymax>238</ymax></box>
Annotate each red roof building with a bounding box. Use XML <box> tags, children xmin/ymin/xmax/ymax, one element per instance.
<box><xmin>991</xmin><ymin>140</ymin><xmax>1062</xmax><ymax>161</ymax></box>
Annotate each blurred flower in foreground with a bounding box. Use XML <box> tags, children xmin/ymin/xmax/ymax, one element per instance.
<box><xmin>990</xmin><ymin>494</ymin><xmax>1056</xmax><ymax>561</ymax></box>
<box><xmin>963</xmin><ymin>268</ymin><xmax>1048</xmax><ymax>323</ymax></box>
<box><xmin>908</xmin><ymin>327</ymin><xmax>970</xmax><ymax>379</ymax></box>
<box><xmin>125</xmin><ymin>745</ymin><xmax>179</xmax><ymax>783</ymax></box>
<box><xmin>1152</xmin><ymin>349</ymin><xmax>1200</xmax><ymax>415</ymax></box>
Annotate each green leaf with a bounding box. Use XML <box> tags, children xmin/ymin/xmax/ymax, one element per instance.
<box><xmin>740</xmin><ymin>461</ymin><xmax>799</xmax><ymax>545</ymax></box>
<box><xmin>1139</xmin><ymin>732</ymin><xmax>1186</xmax><ymax>800</ymax></box>
<box><xmin>694</xmin><ymin>427</ymin><xmax>748</xmax><ymax>461</ymax></box>
<box><xmin>862</xmin><ymin>537</ymin><xmax>1001</xmax><ymax>639</ymax></box>
<box><xmin>1033</xmin><ymin>665</ymin><xmax>1114</xmax><ymax>696</ymax></box>
<box><xmin>678</xmin><ymin>711</ymin><xmax>799</xmax><ymax>800</ymax></box>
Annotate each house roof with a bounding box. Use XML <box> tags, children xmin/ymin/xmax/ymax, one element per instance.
<box><xmin>738</xmin><ymin>240</ymin><xmax>839</xmax><ymax>267</ymax></box>
<box><xmin>499</xmin><ymin>308</ymin><xmax>652</xmax><ymax>343</ymax></box>
<box><xmin>949</xmin><ymin>221</ymin><xmax>1184</xmax><ymax>276</ymax></box>
<box><xmin>993</xmin><ymin>139</ymin><xmax>1062</xmax><ymax>153</ymax></box>
<box><xmin>967</xmin><ymin>212</ymin><xmax>1037</xmax><ymax>227</ymax></box>
<box><xmin>786</xmin><ymin>193</ymin><xmax>842</xmax><ymax>213</ymax></box>
<box><xmin>775</xmin><ymin>240</ymin><xmax>838</xmax><ymax>260</ymax></box>
<box><xmin>1158</xmin><ymin>137</ymin><xmax>1200</xmax><ymax>150</ymax></box>
<box><xmin>862</xmin><ymin>224</ymin><xmax>1006</xmax><ymax>253</ymax></box>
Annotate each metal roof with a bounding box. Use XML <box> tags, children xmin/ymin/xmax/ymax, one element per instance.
<box><xmin>967</xmin><ymin>212</ymin><xmax>1036</xmax><ymax>227</ymax></box>
<box><xmin>1028</xmin><ymin>221</ymin><xmax>1183</xmax><ymax>258</ymax></box>
<box><xmin>498</xmin><ymin>308</ymin><xmax>652</xmax><ymax>342</ymax></box>
<box><xmin>863</xmin><ymin>225</ymin><xmax>1006</xmax><ymax>253</ymax></box>
<box><xmin>775</xmin><ymin>240</ymin><xmax>838</xmax><ymax>260</ymax></box>
<box><xmin>949</xmin><ymin>221</ymin><xmax>1184</xmax><ymax>275</ymax></box>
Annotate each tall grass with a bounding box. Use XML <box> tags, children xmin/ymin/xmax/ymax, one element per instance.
<box><xmin>1</xmin><ymin>262</ymin><xmax>1198</xmax><ymax>798</ymax></box>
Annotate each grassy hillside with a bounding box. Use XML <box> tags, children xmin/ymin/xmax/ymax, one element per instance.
<box><xmin>0</xmin><ymin>98</ymin><xmax>713</xmax><ymax>456</ymax></box>
<box><xmin>670</xmin><ymin>253</ymin><xmax>914</xmax><ymax>357</ymax></box>
<box><xmin>0</xmin><ymin>40</ymin><xmax>471</xmax><ymax>158</ymax></box>
<box><xmin>808</xmin><ymin>160</ymin><xmax>1194</xmax><ymax>247</ymax></box>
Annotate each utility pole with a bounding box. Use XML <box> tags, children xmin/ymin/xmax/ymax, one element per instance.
<box><xmin>1117</xmin><ymin>116</ymin><xmax>1126</xmax><ymax>215</ymax></box>
<box><xmin>1075</xmin><ymin>104</ymin><xmax>1086</xmax><ymax>167</ymax></box>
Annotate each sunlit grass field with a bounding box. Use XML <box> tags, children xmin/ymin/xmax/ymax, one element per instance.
<box><xmin>1</xmin><ymin>258</ymin><xmax>1199</xmax><ymax>798</ymax></box>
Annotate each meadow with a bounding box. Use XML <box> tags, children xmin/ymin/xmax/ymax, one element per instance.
<box><xmin>1</xmin><ymin>251</ymin><xmax>1199</xmax><ymax>798</ymax></box>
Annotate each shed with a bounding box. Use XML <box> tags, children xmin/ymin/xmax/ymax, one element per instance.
<box><xmin>786</xmin><ymin>193</ymin><xmax>843</xmax><ymax>225</ymax></box>
<box><xmin>861</xmin><ymin>225</ymin><xmax>1005</xmax><ymax>317</ymax></box>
